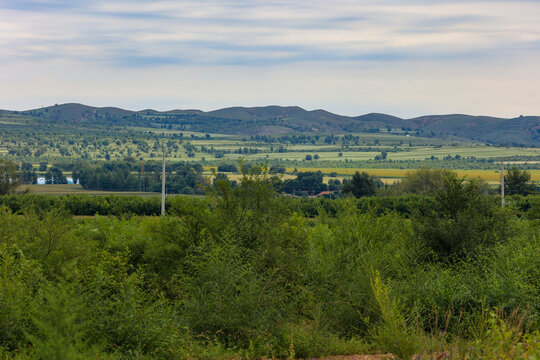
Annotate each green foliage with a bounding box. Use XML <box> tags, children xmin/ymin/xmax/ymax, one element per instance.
<box><xmin>25</xmin><ymin>269</ymin><xmax>106</xmax><ymax>359</ymax></box>
<box><xmin>470</xmin><ymin>312</ymin><xmax>540</xmax><ymax>359</ymax></box>
<box><xmin>342</xmin><ymin>171</ymin><xmax>383</xmax><ymax>198</ymax></box>
<box><xmin>0</xmin><ymin>194</ymin><xmax>163</xmax><ymax>216</ymax></box>
<box><xmin>413</xmin><ymin>173</ymin><xmax>515</xmax><ymax>261</ymax></box>
<box><xmin>0</xmin><ymin>159</ymin><xmax>19</xmax><ymax>195</ymax></box>
<box><xmin>505</xmin><ymin>167</ymin><xmax>537</xmax><ymax>196</ymax></box>
<box><xmin>44</xmin><ymin>167</ymin><xmax>67</xmax><ymax>184</ymax></box>
<box><xmin>280</xmin><ymin>171</ymin><xmax>328</xmax><ymax>196</ymax></box>
<box><xmin>0</xmin><ymin>243</ymin><xmax>44</xmax><ymax>349</ymax></box>
<box><xmin>20</xmin><ymin>163</ymin><xmax>37</xmax><ymax>185</ymax></box>
<box><xmin>370</xmin><ymin>271</ymin><xmax>420</xmax><ymax>359</ymax></box>
<box><xmin>398</xmin><ymin>168</ymin><xmax>453</xmax><ymax>194</ymax></box>
<box><xmin>74</xmin><ymin>161</ymin><xmax>205</xmax><ymax>194</ymax></box>
<box><xmin>0</xmin><ymin>170</ymin><xmax>538</xmax><ymax>359</ymax></box>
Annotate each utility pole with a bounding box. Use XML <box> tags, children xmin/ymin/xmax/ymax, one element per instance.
<box><xmin>501</xmin><ymin>160</ymin><xmax>504</xmax><ymax>208</ymax></box>
<box><xmin>139</xmin><ymin>159</ymin><xmax>144</xmax><ymax>193</ymax></box>
<box><xmin>161</xmin><ymin>146</ymin><xmax>166</xmax><ymax>216</ymax></box>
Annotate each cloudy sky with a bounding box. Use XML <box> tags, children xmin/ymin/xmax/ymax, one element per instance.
<box><xmin>0</xmin><ymin>0</ymin><xmax>539</xmax><ymax>117</ymax></box>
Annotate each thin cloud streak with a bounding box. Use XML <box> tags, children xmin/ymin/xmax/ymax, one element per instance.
<box><xmin>1</xmin><ymin>0</ymin><xmax>539</xmax><ymax>66</ymax></box>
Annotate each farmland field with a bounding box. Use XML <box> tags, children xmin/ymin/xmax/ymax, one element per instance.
<box><xmin>1</xmin><ymin>110</ymin><xmax>539</xmax><ymax>196</ymax></box>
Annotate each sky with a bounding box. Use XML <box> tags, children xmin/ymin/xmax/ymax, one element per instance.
<box><xmin>0</xmin><ymin>0</ymin><xmax>539</xmax><ymax>118</ymax></box>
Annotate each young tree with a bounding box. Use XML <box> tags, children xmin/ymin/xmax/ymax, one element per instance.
<box><xmin>505</xmin><ymin>167</ymin><xmax>537</xmax><ymax>196</ymax></box>
<box><xmin>342</xmin><ymin>171</ymin><xmax>382</xmax><ymax>198</ymax></box>
<box><xmin>0</xmin><ymin>159</ymin><xmax>19</xmax><ymax>194</ymax></box>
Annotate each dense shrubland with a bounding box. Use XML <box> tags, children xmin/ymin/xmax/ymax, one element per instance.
<box><xmin>0</xmin><ymin>167</ymin><xmax>539</xmax><ymax>359</ymax></box>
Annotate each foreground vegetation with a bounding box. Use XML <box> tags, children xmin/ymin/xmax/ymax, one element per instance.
<box><xmin>0</xmin><ymin>167</ymin><xmax>539</xmax><ymax>359</ymax></box>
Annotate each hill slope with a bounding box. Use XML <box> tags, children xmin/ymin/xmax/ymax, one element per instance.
<box><xmin>5</xmin><ymin>103</ymin><xmax>539</xmax><ymax>145</ymax></box>
<box><xmin>409</xmin><ymin>114</ymin><xmax>540</xmax><ymax>145</ymax></box>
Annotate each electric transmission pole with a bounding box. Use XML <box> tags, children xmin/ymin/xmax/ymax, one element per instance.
<box><xmin>139</xmin><ymin>159</ymin><xmax>144</xmax><ymax>193</ymax></box>
<box><xmin>161</xmin><ymin>146</ymin><xmax>166</xmax><ymax>216</ymax></box>
<box><xmin>501</xmin><ymin>160</ymin><xmax>504</xmax><ymax>208</ymax></box>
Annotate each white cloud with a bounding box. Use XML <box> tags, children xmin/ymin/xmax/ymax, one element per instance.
<box><xmin>0</xmin><ymin>0</ymin><xmax>538</xmax><ymax>116</ymax></box>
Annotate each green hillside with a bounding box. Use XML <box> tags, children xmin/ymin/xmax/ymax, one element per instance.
<box><xmin>409</xmin><ymin>114</ymin><xmax>540</xmax><ymax>145</ymax></box>
<box><xmin>4</xmin><ymin>103</ymin><xmax>539</xmax><ymax>145</ymax></box>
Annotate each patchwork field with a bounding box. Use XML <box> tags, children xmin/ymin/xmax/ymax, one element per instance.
<box><xmin>2</xmin><ymin>111</ymin><xmax>539</xmax><ymax>197</ymax></box>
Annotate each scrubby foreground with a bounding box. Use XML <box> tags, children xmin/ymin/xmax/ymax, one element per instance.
<box><xmin>0</xmin><ymin>170</ymin><xmax>539</xmax><ymax>359</ymax></box>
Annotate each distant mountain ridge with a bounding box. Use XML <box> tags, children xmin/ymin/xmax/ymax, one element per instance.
<box><xmin>5</xmin><ymin>103</ymin><xmax>539</xmax><ymax>145</ymax></box>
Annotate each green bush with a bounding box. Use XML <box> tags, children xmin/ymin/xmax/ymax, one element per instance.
<box><xmin>413</xmin><ymin>174</ymin><xmax>517</xmax><ymax>261</ymax></box>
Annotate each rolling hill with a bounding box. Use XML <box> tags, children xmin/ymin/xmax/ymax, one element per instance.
<box><xmin>5</xmin><ymin>103</ymin><xmax>539</xmax><ymax>145</ymax></box>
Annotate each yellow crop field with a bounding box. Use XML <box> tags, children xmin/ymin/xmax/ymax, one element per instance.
<box><xmin>286</xmin><ymin>168</ymin><xmax>540</xmax><ymax>181</ymax></box>
<box><xmin>207</xmin><ymin>166</ymin><xmax>540</xmax><ymax>182</ymax></box>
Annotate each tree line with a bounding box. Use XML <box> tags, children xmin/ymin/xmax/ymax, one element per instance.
<box><xmin>1</xmin><ymin>159</ymin><xmax>538</xmax><ymax>198</ymax></box>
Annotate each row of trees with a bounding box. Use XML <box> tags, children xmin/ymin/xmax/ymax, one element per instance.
<box><xmin>269</xmin><ymin>167</ymin><xmax>537</xmax><ymax>198</ymax></box>
<box><xmin>342</xmin><ymin>167</ymin><xmax>537</xmax><ymax>198</ymax></box>
<box><xmin>1</xmin><ymin>158</ymin><xmax>538</xmax><ymax>197</ymax></box>
<box><xmin>73</xmin><ymin>161</ymin><xmax>205</xmax><ymax>194</ymax></box>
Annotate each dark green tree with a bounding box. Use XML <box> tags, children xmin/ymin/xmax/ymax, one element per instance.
<box><xmin>21</xmin><ymin>162</ymin><xmax>37</xmax><ymax>185</ymax></box>
<box><xmin>505</xmin><ymin>167</ymin><xmax>537</xmax><ymax>196</ymax></box>
<box><xmin>281</xmin><ymin>171</ymin><xmax>327</xmax><ymax>196</ymax></box>
<box><xmin>413</xmin><ymin>173</ymin><xmax>514</xmax><ymax>261</ymax></box>
<box><xmin>45</xmin><ymin>167</ymin><xmax>67</xmax><ymax>184</ymax></box>
<box><xmin>341</xmin><ymin>171</ymin><xmax>382</xmax><ymax>198</ymax></box>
